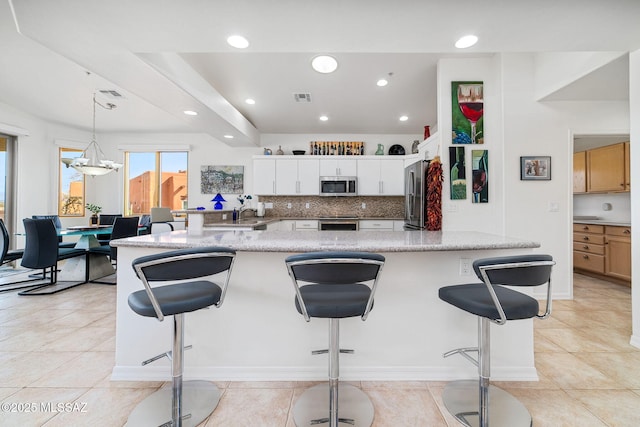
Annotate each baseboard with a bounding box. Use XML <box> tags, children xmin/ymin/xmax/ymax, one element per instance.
<box><xmin>111</xmin><ymin>365</ymin><xmax>539</xmax><ymax>383</ymax></box>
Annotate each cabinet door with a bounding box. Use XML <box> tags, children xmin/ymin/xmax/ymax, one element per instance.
<box><xmin>573</xmin><ymin>151</ymin><xmax>586</xmax><ymax>193</ymax></box>
<box><xmin>606</xmin><ymin>236</ymin><xmax>631</xmax><ymax>281</ymax></box>
<box><xmin>356</xmin><ymin>159</ymin><xmax>381</xmax><ymax>195</ymax></box>
<box><xmin>625</xmin><ymin>142</ymin><xmax>630</xmax><ymax>191</ymax></box>
<box><xmin>379</xmin><ymin>159</ymin><xmax>404</xmax><ymax>195</ymax></box>
<box><xmin>275</xmin><ymin>159</ymin><xmax>299</xmax><ymax>195</ymax></box>
<box><xmin>253</xmin><ymin>158</ymin><xmax>276</xmax><ymax>195</ymax></box>
<box><xmin>587</xmin><ymin>143</ymin><xmax>625</xmax><ymax>192</ymax></box>
<box><xmin>297</xmin><ymin>159</ymin><xmax>320</xmax><ymax>195</ymax></box>
<box><xmin>320</xmin><ymin>158</ymin><xmax>357</xmax><ymax>176</ymax></box>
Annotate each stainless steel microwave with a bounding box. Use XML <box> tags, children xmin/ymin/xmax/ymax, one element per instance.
<box><xmin>319</xmin><ymin>176</ymin><xmax>357</xmax><ymax>196</ymax></box>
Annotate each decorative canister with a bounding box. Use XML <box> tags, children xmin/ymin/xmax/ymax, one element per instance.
<box><xmin>411</xmin><ymin>140</ymin><xmax>420</xmax><ymax>154</ymax></box>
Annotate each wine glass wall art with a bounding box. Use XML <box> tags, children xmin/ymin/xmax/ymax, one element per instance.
<box><xmin>449</xmin><ymin>147</ymin><xmax>467</xmax><ymax>200</ymax></box>
<box><xmin>452</xmin><ymin>81</ymin><xmax>484</xmax><ymax>145</ymax></box>
<box><xmin>471</xmin><ymin>150</ymin><xmax>488</xmax><ymax>203</ymax></box>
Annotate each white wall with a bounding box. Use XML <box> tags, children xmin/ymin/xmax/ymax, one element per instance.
<box><xmin>435</xmin><ymin>54</ymin><xmax>630</xmax><ymax>300</ymax></box>
<box><xmin>630</xmin><ymin>50</ymin><xmax>640</xmax><ymax>347</ymax></box>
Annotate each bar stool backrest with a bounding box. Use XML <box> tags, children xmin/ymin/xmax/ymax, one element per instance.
<box><xmin>131</xmin><ymin>247</ymin><xmax>236</xmax><ymax>321</ymax></box>
<box><xmin>473</xmin><ymin>254</ymin><xmax>554</xmax><ymax>287</ymax></box>
<box><xmin>286</xmin><ymin>251</ymin><xmax>385</xmax><ymax>322</ymax></box>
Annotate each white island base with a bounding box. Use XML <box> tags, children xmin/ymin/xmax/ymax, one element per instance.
<box><xmin>112</xmin><ymin>230</ymin><xmax>541</xmax><ymax>383</ymax></box>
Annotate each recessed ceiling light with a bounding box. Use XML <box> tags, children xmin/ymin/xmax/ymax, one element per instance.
<box><xmin>223</xmin><ymin>134</ymin><xmax>234</xmax><ymax>139</ymax></box>
<box><xmin>227</xmin><ymin>35</ymin><xmax>249</xmax><ymax>49</ymax></box>
<box><xmin>319</xmin><ymin>115</ymin><xmax>329</xmax><ymax>121</ymax></box>
<box><xmin>399</xmin><ymin>115</ymin><xmax>409</xmax><ymax>122</ymax></box>
<box><xmin>455</xmin><ymin>35</ymin><xmax>478</xmax><ymax>49</ymax></box>
<box><xmin>311</xmin><ymin>55</ymin><xmax>338</xmax><ymax>73</ymax></box>
<box><xmin>377</xmin><ymin>79</ymin><xmax>388</xmax><ymax>87</ymax></box>
<box><xmin>245</xmin><ymin>98</ymin><xmax>256</xmax><ymax>105</ymax></box>
<box><xmin>183</xmin><ymin>110</ymin><xmax>198</xmax><ymax>116</ymax></box>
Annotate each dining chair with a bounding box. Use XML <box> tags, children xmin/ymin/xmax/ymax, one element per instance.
<box><xmin>31</xmin><ymin>214</ymin><xmax>76</xmax><ymax>248</ymax></box>
<box><xmin>18</xmin><ymin>218</ymin><xmax>89</xmax><ymax>296</ymax></box>
<box><xmin>0</xmin><ymin>219</ymin><xmax>23</xmax><ymax>268</ymax></box>
<box><xmin>97</xmin><ymin>213</ymin><xmax>123</xmax><ymax>245</ymax></box>
<box><xmin>90</xmin><ymin>216</ymin><xmax>139</xmax><ymax>284</ymax></box>
<box><xmin>150</xmin><ymin>207</ymin><xmax>176</xmax><ymax>234</ymax></box>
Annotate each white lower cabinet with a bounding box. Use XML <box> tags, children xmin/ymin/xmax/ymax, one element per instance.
<box><xmin>359</xmin><ymin>220</ymin><xmax>394</xmax><ymax>230</ymax></box>
<box><xmin>295</xmin><ymin>220</ymin><xmax>319</xmax><ymax>231</ymax></box>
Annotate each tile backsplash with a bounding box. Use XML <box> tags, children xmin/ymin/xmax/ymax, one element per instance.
<box><xmin>259</xmin><ymin>196</ymin><xmax>404</xmax><ymax>218</ymax></box>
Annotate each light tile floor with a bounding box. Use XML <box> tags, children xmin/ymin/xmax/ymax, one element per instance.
<box><xmin>0</xmin><ymin>272</ymin><xmax>638</xmax><ymax>426</ymax></box>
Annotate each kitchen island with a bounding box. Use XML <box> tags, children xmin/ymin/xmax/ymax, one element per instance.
<box><xmin>111</xmin><ymin>229</ymin><xmax>542</xmax><ymax>382</ymax></box>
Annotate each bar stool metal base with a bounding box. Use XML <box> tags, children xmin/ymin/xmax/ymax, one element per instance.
<box><xmin>126</xmin><ymin>380</ymin><xmax>221</xmax><ymax>427</ymax></box>
<box><xmin>442</xmin><ymin>380</ymin><xmax>532</xmax><ymax>427</ymax></box>
<box><xmin>293</xmin><ymin>383</ymin><xmax>374</xmax><ymax>427</ymax></box>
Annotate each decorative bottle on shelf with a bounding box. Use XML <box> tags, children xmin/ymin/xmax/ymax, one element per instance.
<box><xmin>232</xmin><ymin>208</ymin><xmax>238</xmax><ymax>223</ymax></box>
<box><xmin>412</xmin><ymin>140</ymin><xmax>420</xmax><ymax>154</ymax></box>
<box><xmin>375</xmin><ymin>144</ymin><xmax>384</xmax><ymax>155</ymax></box>
<box><xmin>276</xmin><ymin>145</ymin><xmax>284</xmax><ymax>155</ymax></box>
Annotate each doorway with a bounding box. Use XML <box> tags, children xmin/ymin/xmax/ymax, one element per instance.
<box><xmin>0</xmin><ymin>133</ymin><xmax>16</xmax><ymax>241</ymax></box>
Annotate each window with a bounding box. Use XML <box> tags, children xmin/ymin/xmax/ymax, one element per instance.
<box><xmin>124</xmin><ymin>151</ymin><xmax>188</xmax><ymax>215</ymax></box>
<box><xmin>59</xmin><ymin>147</ymin><xmax>85</xmax><ymax>216</ymax></box>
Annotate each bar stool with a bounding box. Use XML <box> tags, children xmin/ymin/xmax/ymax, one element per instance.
<box><xmin>126</xmin><ymin>246</ymin><xmax>236</xmax><ymax>427</ymax></box>
<box><xmin>438</xmin><ymin>254</ymin><xmax>554</xmax><ymax>427</ymax></box>
<box><xmin>285</xmin><ymin>251</ymin><xmax>385</xmax><ymax>427</ymax></box>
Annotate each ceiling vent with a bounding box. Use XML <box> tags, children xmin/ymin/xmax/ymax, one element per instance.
<box><xmin>99</xmin><ymin>89</ymin><xmax>125</xmax><ymax>100</ymax></box>
<box><xmin>293</xmin><ymin>93</ymin><xmax>312</xmax><ymax>103</ymax></box>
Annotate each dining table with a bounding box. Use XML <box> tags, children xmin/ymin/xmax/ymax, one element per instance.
<box><xmin>56</xmin><ymin>225</ymin><xmax>116</xmax><ymax>281</ymax></box>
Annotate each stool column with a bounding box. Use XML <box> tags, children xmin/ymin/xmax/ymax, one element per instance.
<box><xmin>478</xmin><ymin>317</ymin><xmax>490</xmax><ymax>427</ymax></box>
<box><xmin>173</xmin><ymin>313</ymin><xmax>185</xmax><ymax>427</ymax></box>
<box><xmin>328</xmin><ymin>318</ymin><xmax>339</xmax><ymax>427</ymax></box>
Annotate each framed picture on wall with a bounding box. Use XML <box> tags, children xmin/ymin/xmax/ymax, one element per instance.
<box><xmin>520</xmin><ymin>156</ymin><xmax>551</xmax><ymax>180</ymax></box>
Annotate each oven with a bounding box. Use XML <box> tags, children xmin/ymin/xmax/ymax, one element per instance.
<box><xmin>318</xmin><ymin>217</ymin><xmax>359</xmax><ymax>231</ymax></box>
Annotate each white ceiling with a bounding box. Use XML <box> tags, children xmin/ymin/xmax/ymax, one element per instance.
<box><xmin>1</xmin><ymin>0</ymin><xmax>639</xmax><ymax>146</ymax></box>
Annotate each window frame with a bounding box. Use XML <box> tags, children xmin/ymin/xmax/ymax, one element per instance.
<box><xmin>58</xmin><ymin>147</ymin><xmax>86</xmax><ymax>217</ymax></box>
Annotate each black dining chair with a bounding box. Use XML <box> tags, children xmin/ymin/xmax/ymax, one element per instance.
<box><xmin>97</xmin><ymin>213</ymin><xmax>123</xmax><ymax>245</ymax></box>
<box><xmin>31</xmin><ymin>214</ymin><xmax>76</xmax><ymax>249</ymax></box>
<box><xmin>90</xmin><ymin>216</ymin><xmax>139</xmax><ymax>284</ymax></box>
<box><xmin>0</xmin><ymin>219</ymin><xmax>23</xmax><ymax>267</ymax></box>
<box><xmin>18</xmin><ymin>218</ymin><xmax>89</xmax><ymax>296</ymax></box>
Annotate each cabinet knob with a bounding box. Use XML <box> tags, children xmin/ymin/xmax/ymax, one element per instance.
<box><xmin>582</xmin><ymin>226</ymin><xmax>589</xmax><ymax>230</ymax></box>
<box><xmin>624</xmin><ymin>229</ymin><xmax>630</xmax><ymax>234</ymax></box>
<box><xmin>583</xmin><ymin>236</ymin><xmax>589</xmax><ymax>241</ymax></box>
<box><xmin>583</xmin><ymin>255</ymin><xmax>589</xmax><ymax>259</ymax></box>
<box><xmin>583</xmin><ymin>245</ymin><xmax>589</xmax><ymax>250</ymax></box>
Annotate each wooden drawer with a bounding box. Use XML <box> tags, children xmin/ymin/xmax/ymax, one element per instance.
<box><xmin>573</xmin><ymin>242</ymin><xmax>605</xmax><ymax>255</ymax></box>
<box><xmin>605</xmin><ymin>225</ymin><xmax>631</xmax><ymax>238</ymax></box>
<box><xmin>573</xmin><ymin>223</ymin><xmax>604</xmax><ymax>234</ymax></box>
<box><xmin>573</xmin><ymin>232</ymin><xmax>605</xmax><ymax>245</ymax></box>
<box><xmin>573</xmin><ymin>251</ymin><xmax>605</xmax><ymax>273</ymax></box>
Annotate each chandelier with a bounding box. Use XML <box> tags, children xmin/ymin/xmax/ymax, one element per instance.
<box><xmin>61</xmin><ymin>93</ymin><xmax>123</xmax><ymax>176</ymax></box>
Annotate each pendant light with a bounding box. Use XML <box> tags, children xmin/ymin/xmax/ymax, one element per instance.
<box><xmin>61</xmin><ymin>92</ymin><xmax>123</xmax><ymax>176</ymax></box>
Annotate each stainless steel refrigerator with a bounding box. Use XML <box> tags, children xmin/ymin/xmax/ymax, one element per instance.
<box><xmin>404</xmin><ymin>160</ymin><xmax>430</xmax><ymax>230</ymax></box>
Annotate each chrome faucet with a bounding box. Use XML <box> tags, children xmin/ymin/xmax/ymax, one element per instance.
<box><xmin>238</xmin><ymin>207</ymin><xmax>256</xmax><ymax>220</ymax></box>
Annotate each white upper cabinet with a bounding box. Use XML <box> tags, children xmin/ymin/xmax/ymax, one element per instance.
<box><xmin>356</xmin><ymin>158</ymin><xmax>404</xmax><ymax>195</ymax></box>
<box><xmin>253</xmin><ymin>158</ymin><xmax>276</xmax><ymax>195</ymax></box>
<box><xmin>319</xmin><ymin>158</ymin><xmax>357</xmax><ymax>177</ymax></box>
<box><xmin>275</xmin><ymin>158</ymin><xmax>320</xmax><ymax>195</ymax></box>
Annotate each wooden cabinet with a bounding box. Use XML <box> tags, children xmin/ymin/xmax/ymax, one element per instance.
<box><xmin>356</xmin><ymin>158</ymin><xmax>404</xmax><ymax>196</ymax></box>
<box><xmin>573</xmin><ymin>223</ymin><xmax>605</xmax><ymax>274</ymax></box>
<box><xmin>573</xmin><ymin>151</ymin><xmax>586</xmax><ymax>193</ymax></box>
<box><xmin>624</xmin><ymin>141</ymin><xmax>630</xmax><ymax>191</ymax></box>
<box><xmin>586</xmin><ymin>143</ymin><xmax>627</xmax><ymax>193</ymax></box>
<box><xmin>573</xmin><ymin>222</ymin><xmax>631</xmax><ymax>284</ymax></box>
<box><xmin>605</xmin><ymin>225</ymin><xmax>631</xmax><ymax>282</ymax></box>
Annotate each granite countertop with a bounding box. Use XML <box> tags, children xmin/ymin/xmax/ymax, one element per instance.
<box><xmin>112</xmin><ymin>229</ymin><xmax>540</xmax><ymax>253</ymax></box>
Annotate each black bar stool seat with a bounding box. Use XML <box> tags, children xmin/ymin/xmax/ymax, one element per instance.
<box><xmin>286</xmin><ymin>251</ymin><xmax>385</xmax><ymax>427</ymax></box>
<box><xmin>126</xmin><ymin>246</ymin><xmax>235</xmax><ymax>427</ymax></box>
<box><xmin>438</xmin><ymin>254</ymin><xmax>555</xmax><ymax>427</ymax></box>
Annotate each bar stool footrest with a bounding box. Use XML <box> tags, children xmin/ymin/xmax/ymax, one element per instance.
<box><xmin>293</xmin><ymin>383</ymin><xmax>373</xmax><ymax>427</ymax></box>
<box><xmin>442</xmin><ymin>380</ymin><xmax>531</xmax><ymax>427</ymax></box>
<box><xmin>126</xmin><ymin>380</ymin><xmax>221</xmax><ymax>427</ymax></box>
